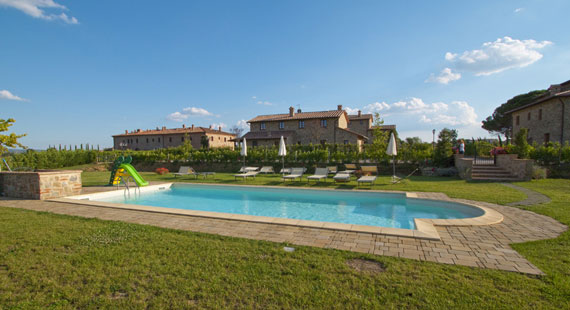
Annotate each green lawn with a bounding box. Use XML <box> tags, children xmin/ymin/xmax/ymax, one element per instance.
<box><xmin>1</xmin><ymin>171</ymin><xmax>569</xmax><ymax>309</ymax></box>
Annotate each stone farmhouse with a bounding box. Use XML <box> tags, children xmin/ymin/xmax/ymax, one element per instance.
<box><xmin>112</xmin><ymin>125</ymin><xmax>236</xmax><ymax>150</ymax></box>
<box><xmin>243</xmin><ymin>105</ymin><xmax>395</xmax><ymax>150</ymax></box>
<box><xmin>506</xmin><ymin>79</ymin><xmax>570</xmax><ymax>145</ymax></box>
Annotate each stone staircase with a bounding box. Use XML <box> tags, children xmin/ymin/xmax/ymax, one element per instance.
<box><xmin>471</xmin><ymin>165</ymin><xmax>519</xmax><ymax>181</ymax></box>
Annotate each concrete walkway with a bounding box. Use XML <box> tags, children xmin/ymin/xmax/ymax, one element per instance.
<box><xmin>0</xmin><ymin>185</ymin><xmax>566</xmax><ymax>275</ymax></box>
<box><xmin>502</xmin><ymin>183</ymin><xmax>551</xmax><ymax>206</ymax></box>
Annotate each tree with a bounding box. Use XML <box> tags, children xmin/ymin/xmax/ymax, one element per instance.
<box><xmin>482</xmin><ymin>90</ymin><xmax>547</xmax><ymax>136</ymax></box>
<box><xmin>200</xmin><ymin>135</ymin><xmax>209</xmax><ymax>149</ymax></box>
<box><xmin>365</xmin><ymin>113</ymin><xmax>391</xmax><ymax>162</ymax></box>
<box><xmin>229</xmin><ymin>125</ymin><xmax>244</xmax><ymax>138</ymax></box>
<box><xmin>512</xmin><ymin>128</ymin><xmax>533</xmax><ymax>159</ymax></box>
<box><xmin>434</xmin><ymin>128</ymin><xmax>457</xmax><ymax>167</ymax></box>
<box><xmin>1</xmin><ymin>118</ymin><xmax>26</xmax><ymax>154</ymax></box>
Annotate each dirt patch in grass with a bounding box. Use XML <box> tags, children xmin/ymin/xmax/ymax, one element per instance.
<box><xmin>346</xmin><ymin>258</ymin><xmax>385</xmax><ymax>274</ymax></box>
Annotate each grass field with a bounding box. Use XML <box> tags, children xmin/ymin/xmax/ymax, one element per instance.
<box><xmin>1</xmin><ymin>170</ymin><xmax>569</xmax><ymax>309</ymax></box>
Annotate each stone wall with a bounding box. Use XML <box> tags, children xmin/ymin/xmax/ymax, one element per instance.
<box><xmin>512</xmin><ymin>97</ymin><xmax>570</xmax><ymax>145</ymax></box>
<box><xmin>495</xmin><ymin>154</ymin><xmax>533</xmax><ymax>181</ymax></box>
<box><xmin>0</xmin><ymin>170</ymin><xmax>82</xmax><ymax>200</ymax></box>
<box><xmin>454</xmin><ymin>154</ymin><xmax>473</xmax><ymax>180</ymax></box>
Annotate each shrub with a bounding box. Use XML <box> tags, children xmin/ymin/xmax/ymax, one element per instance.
<box><xmin>155</xmin><ymin>167</ymin><xmax>169</xmax><ymax>175</ymax></box>
<box><xmin>531</xmin><ymin>165</ymin><xmax>547</xmax><ymax>179</ymax></box>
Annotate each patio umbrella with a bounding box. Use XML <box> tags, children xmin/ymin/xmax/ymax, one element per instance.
<box><xmin>278</xmin><ymin>136</ymin><xmax>287</xmax><ymax>174</ymax></box>
<box><xmin>386</xmin><ymin>132</ymin><xmax>398</xmax><ymax>181</ymax></box>
<box><xmin>241</xmin><ymin>138</ymin><xmax>247</xmax><ymax>170</ymax></box>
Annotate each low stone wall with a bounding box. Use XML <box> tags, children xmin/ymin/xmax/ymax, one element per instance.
<box><xmin>0</xmin><ymin>170</ymin><xmax>82</xmax><ymax>200</ymax></box>
<box><xmin>495</xmin><ymin>155</ymin><xmax>533</xmax><ymax>181</ymax></box>
<box><xmin>454</xmin><ymin>155</ymin><xmax>473</xmax><ymax>180</ymax></box>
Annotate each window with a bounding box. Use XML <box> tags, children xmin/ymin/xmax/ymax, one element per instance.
<box><xmin>539</xmin><ymin>109</ymin><xmax>542</xmax><ymax>120</ymax></box>
<box><xmin>181</xmin><ymin>137</ymin><xmax>184</xmax><ymax>142</ymax></box>
<box><xmin>527</xmin><ymin>112</ymin><xmax>531</xmax><ymax>120</ymax></box>
<box><xmin>344</xmin><ymin>140</ymin><xmax>349</xmax><ymax>145</ymax></box>
<box><xmin>516</xmin><ymin>115</ymin><xmax>520</xmax><ymax>126</ymax></box>
<box><xmin>260</xmin><ymin>122</ymin><xmax>266</xmax><ymax>130</ymax></box>
<box><xmin>279</xmin><ymin>121</ymin><xmax>284</xmax><ymax>129</ymax></box>
<box><xmin>152</xmin><ymin>138</ymin><xmax>154</xmax><ymax>142</ymax></box>
<box><xmin>146</xmin><ymin>138</ymin><xmax>149</xmax><ymax>143</ymax></box>
<box><xmin>320</xmin><ymin>119</ymin><xmax>327</xmax><ymax>127</ymax></box>
<box><xmin>252</xmin><ymin>141</ymin><xmax>258</xmax><ymax>147</ymax></box>
<box><xmin>136</xmin><ymin>139</ymin><xmax>138</xmax><ymax>144</ymax></box>
<box><xmin>224</xmin><ymin>137</ymin><xmax>227</xmax><ymax>142</ymax></box>
<box><xmin>211</xmin><ymin>137</ymin><xmax>214</xmax><ymax>141</ymax></box>
<box><xmin>320</xmin><ymin>140</ymin><xmax>326</xmax><ymax>145</ymax></box>
<box><xmin>169</xmin><ymin>137</ymin><xmax>172</xmax><ymax>142</ymax></box>
<box><xmin>158</xmin><ymin>138</ymin><xmax>160</xmax><ymax>143</ymax></box>
<box><xmin>544</xmin><ymin>133</ymin><xmax>550</xmax><ymax>144</ymax></box>
<box><xmin>299</xmin><ymin>120</ymin><xmax>305</xmax><ymax>129</ymax></box>
<box><xmin>359</xmin><ymin>120</ymin><xmax>363</xmax><ymax>125</ymax></box>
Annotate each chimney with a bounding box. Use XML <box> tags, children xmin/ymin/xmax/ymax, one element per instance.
<box><xmin>209</xmin><ymin>125</ymin><xmax>212</xmax><ymax>129</ymax></box>
<box><xmin>182</xmin><ymin>124</ymin><xmax>186</xmax><ymax>128</ymax></box>
<box><xmin>191</xmin><ymin>124</ymin><xmax>194</xmax><ymax>130</ymax></box>
<box><xmin>162</xmin><ymin>126</ymin><xmax>166</xmax><ymax>131</ymax></box>
<box><xmin>125</xmin><ymin>130</ymin><xmax>128</xmax><ymax>134</ymax></box>
<box><xmin>137</xmin><ymin>129</ymin><xmax>141</xmax><ymax>132</ymax></box>
<box><xmin>218</xmin><ymin>126</ymin><xmax>222</xmax><ymax>132</ymax></box>
<box><xmin>358</xmin><ymin>110</ymin><xmax>361</xmax><ymax>117</ymax></box>
<box><xmin>337</xmin><ymin>105</ymin><xmax>343</xmax><ymax>111</ymax></box>
<box><xmin>297</xmin><ymin>108</ymin><xmax>302</xmax><ymax>113</ymax></box>
<box><xmin>289</xmin><ymin>106</ymin><xmax>295</xmax><ymax>117</ymax></box>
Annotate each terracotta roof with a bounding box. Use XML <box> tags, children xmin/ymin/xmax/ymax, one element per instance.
<box><xmin>113</xmin><ymin>126</ymin><xmax>236</xmax><ymax>137</ymax></box>
<box><xmin>505</xmin><ymin>89</ymin><xmax>570</xmax><ymax>114</ymax></box>
<box><xmin>339</xmin><ymin>128</ymin><xmax>368</xmax><ymax>139</ymax></box>
<box><xmin>248</xmin><ymin>110</ymin><xmax>346</xmax><ymax>123</ymax></box>
<box><xmin>242</xmin><ymin>130</ymin><xmax>295</xmax><ymax>140</ymax></box>
<box><xmin>367</xmin><ymin>125</ymin><xmax>396</xmax><ymax>131</ymax></box>
<box><xmin>348</xmin><ymin>114</ymin><xmax>373</xmax><ymax>120</ymax></box>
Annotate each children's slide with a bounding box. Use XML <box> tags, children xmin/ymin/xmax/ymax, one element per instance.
<box><xmin>118</xmin><ymin>163</ymin><xmax>149</xmax><ymax>187</ymax></box>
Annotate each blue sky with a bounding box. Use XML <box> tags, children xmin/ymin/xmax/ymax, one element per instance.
<box><xmin>1</xmin><ymin>0</ymin><xmax>569</xmax><ymax>149</ymax></box>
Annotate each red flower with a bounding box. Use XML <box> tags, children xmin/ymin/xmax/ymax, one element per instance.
<box><xmin>155</xmin><ymin>167</ymin><xmax>169</xmax><ymax>175</ymax></box>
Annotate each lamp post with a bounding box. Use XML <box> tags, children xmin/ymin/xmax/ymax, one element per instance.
<box><xmin>432</xmin><ymin>129</ymin><xmax>436</xmax><ymax>151</ymax></box>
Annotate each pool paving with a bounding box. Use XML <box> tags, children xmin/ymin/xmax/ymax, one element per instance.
<box><xmin>0</xmin><ymin>183</ymin><xmax>566</xmax><ymax>275</ymax></box>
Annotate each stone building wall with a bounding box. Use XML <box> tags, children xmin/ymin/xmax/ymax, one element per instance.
<box><xmin>347</xmin><ymin>118</ymin><xmax>371</xmax><ymax>136</ymax></box>
<box><xmin>0</xmin><ymin>170</ymin><xmax>82</xmax><ymax>200</ymax></box>
<box><xmin>512</xmin><ymin>97</ymin><xmax>570</xmax><ymax>145</ymax></box>
<box><xmin>113</xmin><ymin>132</ymin><xmax>235</xmax><ymax>150</ymax></box>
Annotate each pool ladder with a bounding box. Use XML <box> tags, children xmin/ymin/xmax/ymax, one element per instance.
<box><xmin>117</xmin><ymin>175</ymin><xmax>141</xmax><ymax>198</ymax></box>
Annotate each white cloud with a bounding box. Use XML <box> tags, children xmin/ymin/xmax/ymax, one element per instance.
<box><xmin>236</xmin><ymin>119</ymin><xmax>249</xmax><ymax>131</ymax></box>
<box><xmin>167</xmin><ymin>107</ymin><xmax>215</xmax><ymax>122</ymax></box>
<box><xmin>0</xmin><ymin>90</ymin><xmax>26</xmax><ymax>101</ymax></box>
<box><xmin>211</xmin><ymin>122</ymin><xmax>227</xmax><ymax>129</ymax></box>
<box><xmin>514</xmin><ymin>8</ymin><xmax>523</xmax><ymax>13</ymax></box>
<box><xmin>0</xmin><ymin>0</ymin><xmax>78</xmax><ymax>24</ymax></box>
<box><xmin>257</xmin><ymin>101</ymin><xmax>273</xmax><ymax>106</ymax></box>
<box><xmin>355</xmin><ymin>98</ymin><xmax>478</xmax><ymax>129</ymax></box>
<box><xmin>444</xmin><ymin>36</ymin><xmax>552</xmax><ymax>76</ymax></box>
<box><xmin>251</xmin><ymin>96</ymin><xmax>257</xmax><ymax>100</ymax></box>
<box><xmin>425</xmin><ymin>67</ymin><xmax>461</xmax><ymax>84</ymax></box>
<box><xmin>166</xmin><ymin>112</ymin><xmax>188</xmax><ymax>122</ymax></box>
<box><xmin>344</xmin><ymin>107</ymin><xmax>361</xmax><ymax>115</ymax></box>
<box><xmin>181</xmin><ymin>107</ymin><xmax>213</xmax><ymax>116</ymax></box>
<box><xmin>363</xmin><ymin>101</ymin><xmax>390</xmax><ymax>113</ymax></box>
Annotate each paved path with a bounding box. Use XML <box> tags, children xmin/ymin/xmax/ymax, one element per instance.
<box><xmin>0</xmin><ymin>186</ymin><xmax>566</xmax><ymax>275</ymax></box>
<box><xmin>502</xmin><ymin>183</ymin><xmax>551</xmax><ymax>206</ymax></box>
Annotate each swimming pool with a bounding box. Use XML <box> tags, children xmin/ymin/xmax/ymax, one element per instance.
<box><xmin>87</xmin><ymin>183</ymin><xmax>484</xmax><ymax>230</ymax></box>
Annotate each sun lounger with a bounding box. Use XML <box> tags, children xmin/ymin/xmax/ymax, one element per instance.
<box><xmin>234</xmin><ymin>171</ymin><xmax>259</xmax><ymax>180</ymax></box>
<box><xmin>357</xmin><ymin>166</ymin><xmax>378</xmax><ymax>186</ymax></box>
<box><xmin>307</xmin><ymin>168</ymin><xmax>329</xmax><ymax>182</ymax></box>
<box><xmin>259</xmin><ymin>166</ymin><xmax>275</xmax><ymax>174</ymax></box>
<box><xmin>327</xmin><ymin>166</ymin><xmax>337</xmax><ymax>175</ymax></box>
<box><xmin>280</xmin><ymin>168</ymin><xmax>292</xmax><ymax>174</ymax></box>
<box><xmin>239</xmin><ymin>166</ymin><xmax>259</xmax><ymax>173</ymax></box>
<box><xmin>333</xmin><ymin>171</ymin><xmax>351</xmax><ymax>182</ymax></box>
<box><xmin>342</xmin><ymin>163</ymin><xmax>357</xmax><ymax>174</ymax></box>
<box><xmin>282</xmin><ymin>168</ymin><xmax>304</xmax><ymax>181</ymax></box>
<box><xmin>173</xmin><ymin>166</ymin><xmax>200</xmax><ymax>178</ymax></box>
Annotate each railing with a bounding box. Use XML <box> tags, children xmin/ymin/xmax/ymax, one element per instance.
<box><xmin>116</xmin><ymin>175</ymin><xmax>140</xmax><ymax>197</ymax></box>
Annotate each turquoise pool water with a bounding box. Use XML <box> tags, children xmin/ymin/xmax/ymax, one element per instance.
<box><xmin>98</xmin><ymin>184</ymin><xmax>484</xmax><ymax>229</ymax></box>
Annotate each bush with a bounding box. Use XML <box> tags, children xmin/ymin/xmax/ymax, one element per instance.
<box><xmin>532</xmin><ymin>165</ymin><xmax>547</xmax><ymax>179</ymax></box>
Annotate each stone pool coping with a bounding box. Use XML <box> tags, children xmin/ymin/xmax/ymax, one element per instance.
<box><xmin>52</xmin><ymin>182</ymin><xmax>504</xmax><ymax>241</ymax></box>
